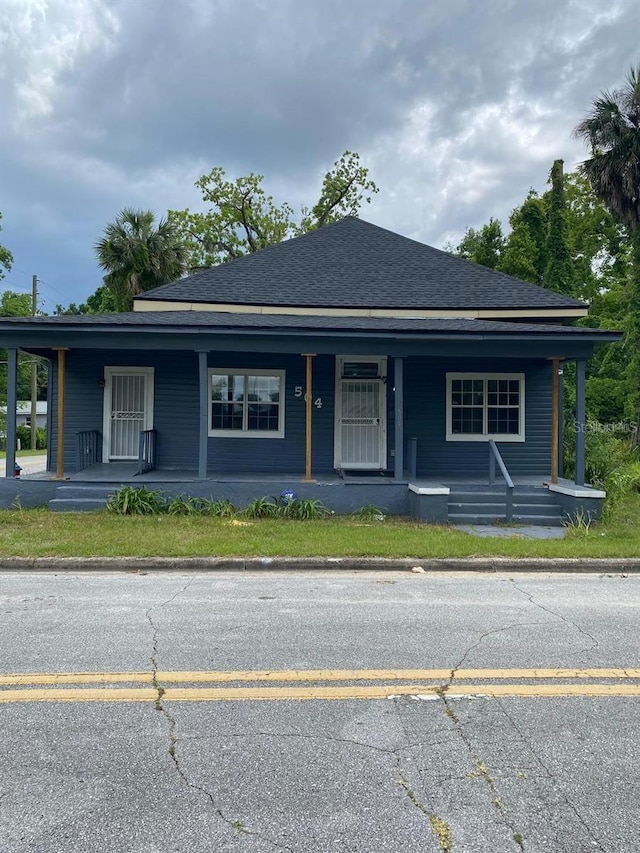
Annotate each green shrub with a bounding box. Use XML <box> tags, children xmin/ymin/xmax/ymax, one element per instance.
<box><xmin>107</xmin><ymin>486</ymin><xmax>167</xmax><ymax>515</ymax></box>
<box><xmin>352</xmin><ymin>504</ymin><xmax>387</xmax><ymax>522</ymax></box>
<box><xmin>15</xmin><ymin>425</ymin><xmax>47</xmax><ymax>450</ymax></box>
<box><xmin>281</xmin><ymin>498</ymin><xmax>332</xmax><ymax>520</ymax></box>
<box><xmin>242</xmin><ymin>496</ymin><xmax>281</xmax><ymax>519</ymax></box>
<box><xmin>207</xmin><ymin>499</ymin><xmax>236</xmax><ymax>518</ymax></box>
<box><xmin>165</xmin><ymin>494</ymin><xmax>209</xmax><ymax>515</ymax></box>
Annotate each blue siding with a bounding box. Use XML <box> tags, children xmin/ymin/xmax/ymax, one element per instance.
<box><xmin>49</xmin><ymin>349</ymin><xmax>553</xmax><ymax>478</ymax></box>
<box><xmin>404</xmin><ymin>357</ymin><xmax>552</xmax><ymax>477</ymax></box>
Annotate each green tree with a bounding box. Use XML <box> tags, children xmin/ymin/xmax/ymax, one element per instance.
<box><xmin>454</xmin><ymin>218</ymin><xmax>505</xmax><ymax>269</ymax></box>
<box><xmin>575</xmin><ymin>65</ymin><xmax>640</xmax><ymax>435</ymax></box>
<box><xmin>504</xmin><ymin>192</ymin><xmax>548</xmax><ymax>283</ymax></box>
<box><xmin>95</xmin><ymin>209</ymin><xmax>187</xmax><ymax>312</ymax></box>
<box><xmin>55</xmin><ymin>285</ymin><xmax>117</xmax><ymax>316</ymax></box>
<box><xmin>0</xmin><ymin>212</ymin><xmax>13</xmax><ymax>281</ymax></box>
<box><xmin>543</xmin><ymin>159</ymin><xmax>576</xmax><ymax>296</ymax></box>
<box><xmin>169</xmin><ymin>151</ymin><xmax>378</xmax><ymax>271</ymax></box>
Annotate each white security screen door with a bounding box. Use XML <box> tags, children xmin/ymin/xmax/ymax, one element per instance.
<box><xmin>335</xmin><ymin>358</ymin><xmax>387</xmax><ymax>469</ymax></box>
<box><xmin>104</xmin><ymin>368</ymin><xmax>154</xmax><ymax>461</ymax></box>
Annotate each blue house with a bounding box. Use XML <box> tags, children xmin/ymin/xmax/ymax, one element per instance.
<box><xmin>0</xmin><ymin>218</ymin><xmax>622</xmax><ymax>521</ymax></box>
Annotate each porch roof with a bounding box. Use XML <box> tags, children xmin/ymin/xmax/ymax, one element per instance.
<box><xmin>0</xmin><ymin>310</ymin><xmax>623</xmax><ymax>344</ymax></box>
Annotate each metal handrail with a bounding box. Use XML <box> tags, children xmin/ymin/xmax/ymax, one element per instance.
<box><xmin>489</xmin><ymin>439</ymin><xmax>514</xmax><ymax>522</ymax></box>
<box><xmin>137</xmin><ymin>429</ymin><xmax>157</xmax><ymax>475</ymax></box>
<box><xmin>77</xmin><ymin>430</ymin><xmax>100</xmax><ymax>471</ymax></box>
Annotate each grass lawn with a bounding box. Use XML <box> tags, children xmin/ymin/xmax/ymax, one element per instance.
<box><xmin>0</xmin><ymin>494</ymin><xmax>638</xmax><ymax>558</ymax></box>
<box><xmin>0</xmin><ymin>449</ymin><xmax>47</xmax><ymax>459</ymax></box>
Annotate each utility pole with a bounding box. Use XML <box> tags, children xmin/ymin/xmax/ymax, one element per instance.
<box><xmin>30</xmin><ymin>274</ymin><xmax>38</xmax><ymax>450</ymax></box>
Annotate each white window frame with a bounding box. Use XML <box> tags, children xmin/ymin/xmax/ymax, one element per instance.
<box><xmin>446</xmin><ymin>372</ymin><xmax>525</xmax><ymax>442</ymax></box>
<box><xmin>208</xmin><ymin>368</ymin><xmax>285</xmax><ymax>438</ymax></box>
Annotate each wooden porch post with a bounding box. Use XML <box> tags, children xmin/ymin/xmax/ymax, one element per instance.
<box><xmin>198</xmin><ymin>351</ymin><xmax>209</xmax><ymax>479</ymax></box>
<box><xmin>394</xmin><ymin>357</ymin><xmax>404</xmax><ymax>480</ymax></box>
<box><xmin>302</xmin><ymin>353</ymin><xmax>316</xmax><ymax>482</ymax></box>
<box><xmin>575</xmin><ymin>358</ymin><xmax>586</xmax><ymax>486</ymax></box>
<box><xmin>5</xmin><ymin>348</ymin><xmax>18</xmax><ymax>478</ymax></box>
<box><xmin>549</xmin><ymin>357</ymin><xmax>561</xmax><ymax>484</ymax></box>
<box><xmin>53</xmin><ymin>348</ymin><xmax>68</xmax><ymax>480</ymax></box>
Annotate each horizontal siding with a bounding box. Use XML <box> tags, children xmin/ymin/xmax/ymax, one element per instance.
<box><xmin>49</xmin><ymin>350</ymin><xmax>553</xmax><ymax>478</ymax></box>
<box><xmin>404</xmin><ymin>356</ymin><xmax>552</xmax><ymax>477</ymax></box>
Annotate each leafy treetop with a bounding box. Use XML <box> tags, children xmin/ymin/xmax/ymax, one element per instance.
<box><xmin>169</xmin><ymin>150</ymin><xmax>378</xmax><ymax>271</ymax></box>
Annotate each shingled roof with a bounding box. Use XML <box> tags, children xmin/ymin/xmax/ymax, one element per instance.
<box><xmin>136</xmin><ymin>217</ymin><xmax>585</xmax><ymax>311</ymax></box>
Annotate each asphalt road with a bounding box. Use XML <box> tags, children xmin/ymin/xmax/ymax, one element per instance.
<box><xmin>1</xmin><ymin>570</ymin><xmax>639</xmax><ymax>853</ymax></box>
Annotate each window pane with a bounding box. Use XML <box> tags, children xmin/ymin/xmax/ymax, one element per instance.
<box><xmin>343</xmin><ymin>362</ymin><xmax>379</xmax><ymax>378</ymax></box>
<box><xmin>211</xmin><ymin>402</ymin><xmax>244</xmax><ymax>430</ymax></box>
<box><xmin>211</xmin><ymin>374</ymin><xmax>244</xmax><ymax>402</ymax></box>
<box><xmin>451</xmin><ymin>406</ymin><xmax>483</xmax><ymax>434</ymax></box>
<box><xmin>247</xmin><ymin>374</ymin><xmax>280</xmax><ymax>403</ymax></box>
<box><xmin>211</xmin><ymin>372</ymin><xmax>282</xmax><ymax>433</ymax></box>
<box><xmin>248</xmin><ymin>403</ymin><xmax>279</xmax><ymax>431</ymax></box>
<box><xmin>488</xmin><ymin>408</ymin><xmax>519</xmax><ymax>434</ymax></box>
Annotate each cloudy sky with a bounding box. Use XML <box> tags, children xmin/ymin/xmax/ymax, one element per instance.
<box><xmin>0</xmin><ymin>0</ymin><xmax>638</xmax><ymax>312</ymax></box>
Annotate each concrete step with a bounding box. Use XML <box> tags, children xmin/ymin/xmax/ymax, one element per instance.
<box><xmin>449</xmin><ymin>512</ymin><xmax>565</xmax><ymax>527</ymax></box>
<box><xmin>448</xmin><ymin>513</ymin><xmax>506</xmax><ymax>525</ymax></box>
<box><xmin>448</xmin><ymin>490</ymin><xmax>558</xmax><ymax>506</ymax></box>
<box><xmin>50</xmin><ymin>498</ymin><xmax>109</xmax><ymax>512</ymax></box>
<box><xmin>512</xmin><ymin>515</ymin><xmax>565</xmax><ymax>527</ymax></box>
<box><xmin>513</xmin><ymin>502</ymin><xmax>563</xmax><ymax>514</ymax></box>
<box><xmin>53</xmin><ymin>485</ymin><xmax>121</xmax><ymax>498</ymax></box>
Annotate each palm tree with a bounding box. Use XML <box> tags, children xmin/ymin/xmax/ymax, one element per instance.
<box><xmin>574</xmin><ymin>65</ymin><xmax>640</xmax><ymax>440</ymax></box>
<box><xmin>574</xmin><ymin>65</ymin><xmax>639</xmax><ymax>231</ymax></box>
<box><xmin>95</xmin><ymin>208</ymin><xmax>187</xmax><ymax>312</ymax></box>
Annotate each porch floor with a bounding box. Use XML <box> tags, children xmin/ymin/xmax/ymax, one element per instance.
<box><xmin>28</xmin><ymin>462</ymin><xmax>565</xmax><ymax>490</ymax></box>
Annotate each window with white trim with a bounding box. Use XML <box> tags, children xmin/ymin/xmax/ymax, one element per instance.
<box><xmin>446</xmin><ymin>373</ymin><xmax>525</xmax><ymax>442</ymax></box>
<box><xmin>209</xmin><ymin>369</ymin><xmax>285</xmax><ymax>437</ymax></box>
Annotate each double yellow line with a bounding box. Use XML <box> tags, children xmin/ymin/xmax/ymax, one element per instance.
<box><xmin>1</xmin><ymin>668</ymin><xmax>639</xmax><ymax>703</ymax></box>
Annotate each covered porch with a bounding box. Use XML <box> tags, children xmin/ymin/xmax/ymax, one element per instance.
<box><xmin>0</xmin><ymin>312</ymin><xmax>618</xmax><ymax>521</ymax></box>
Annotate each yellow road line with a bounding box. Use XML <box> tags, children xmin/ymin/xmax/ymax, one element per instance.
<box><xmin>1</xmin><ymin>683</ymin><xmax>640</xmax><ymax>703</ymax></box>
<box><xmin>1</xmin><ymin>668</ymin><xmax>638</xmax><ymax>687</ymax></box>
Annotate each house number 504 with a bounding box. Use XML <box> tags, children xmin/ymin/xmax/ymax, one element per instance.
<box><xmin>294</xmin><ymin>386</ymin><xmax>322</xmax><ymax>408</ymax></box>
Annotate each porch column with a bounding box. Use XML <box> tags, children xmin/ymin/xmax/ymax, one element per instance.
<box><xmin>575</xmin><ymin>357</ymin><xmax>587</xmax><ymax>486</ymax></box>
<box><xmin>558</xmin><ymin>364</ymin><xmax>564</xmax><ymax>479</ymax></box>
<box><xmin>52</xmin><ymin>348</ymin><xmax>68</xmax><ymax>480</ymax></box>
<box><xmin>5</xmin><ymin>347</ymin><xmax>18</xmax><ymax>478</ymax></box>
<box><xmin>198</xmin><ymin>351</ymin><xmax>209</xmax><ymax>479</ymax></box>
<box><xmin>302</xmin><ymin>353</ymin><xmax>316</xmax><ymax>482</ymax></box>
<box><xmin>550</xmin><ymin>357</ymin><xmax>561</xmax><ymax>484</ymax></box>
<box><xmin>394</xmin><ymin>357</ymin><xmax>404</xmax><ymax>480</ymax></box>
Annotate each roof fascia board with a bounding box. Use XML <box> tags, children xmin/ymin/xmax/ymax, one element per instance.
<box><xmin>132</xmin><ymin>299</ymin><xmax>588</xmax><ymax>320</ymax></box>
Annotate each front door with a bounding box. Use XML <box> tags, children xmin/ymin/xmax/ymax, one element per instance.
<box><xmin>335</xmin><ymin>357</ymin><xmax>387</xmax><ymax>469</ymax></box>
<box><xmin>103</xmin><ymin>368</ymin><xmax>154</xmax><ymax>461</ymax></box>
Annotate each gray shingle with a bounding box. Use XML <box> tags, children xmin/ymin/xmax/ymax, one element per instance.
<box><xmin>136</xmin><ymin>217</ymin><xmax>586</xmax><ymax>310</ymax></box>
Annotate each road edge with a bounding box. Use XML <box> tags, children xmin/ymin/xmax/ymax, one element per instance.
<box><xmin>0</xmin><ymin>556</ymin><xmax>638</xmax><ymax>572</ymax></box>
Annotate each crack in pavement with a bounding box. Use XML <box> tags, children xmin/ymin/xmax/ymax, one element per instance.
<box><xmin>495</xmin><ymin>697</ymin><xmax>606</xmax><ymax>852</ymax></box>
<box><xmin>436</xmin><ymin>695</ymin><xmax>526</xmax><ymax>851</ymax></box>
<box><xmin>446</xmin><ymin>619</ymin><xmax>551</xmax><ymax>683</ymax></box>
<box><xmin>145</xmin><ymin>577</ymin><xmax>294</xmax><ymax>853</ymax></box>
<box><xmin>391</xmin><ymin>697</ymin><xmax>456</xmax><ymax>851</ymax></box>
<box><xmin>508</xmin><ymin>579</ymin><xmax>600</xmax><ymax>659</ymax></box>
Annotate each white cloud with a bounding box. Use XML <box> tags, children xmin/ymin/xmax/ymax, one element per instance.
<box><xmin>2</xmin><ymin>0</ymin><xmax>118</xmax><ymax>124</ymax></box>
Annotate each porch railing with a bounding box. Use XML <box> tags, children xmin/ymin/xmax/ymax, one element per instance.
<box><xmin>77</xmin><ymin>430</ymin><xmax>100</xmax><ymax>471</ymax></box>
<box><xmin>137</xmin><ymin>429</ymin><xmax>157</xmax><ymax>475</ymax></box>
<box><xmin>488</xmin><ymin>439</ymin><xmax>514</xmax><ymax>522</ymax></box>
